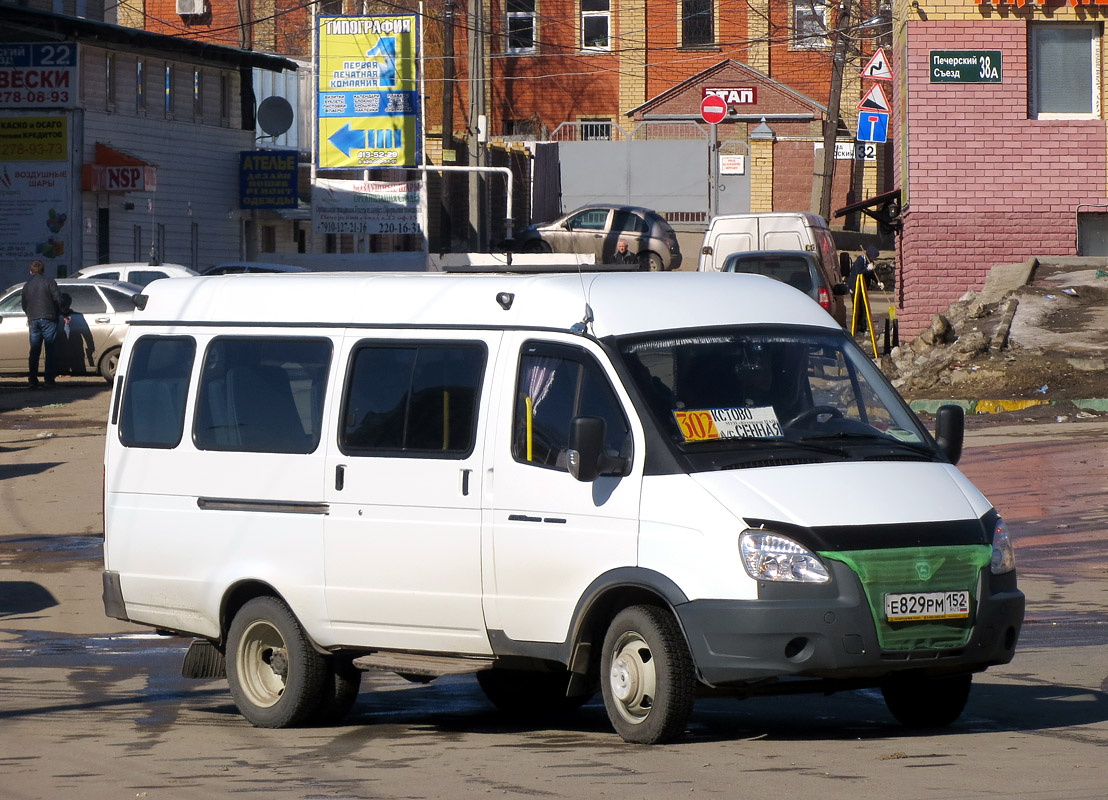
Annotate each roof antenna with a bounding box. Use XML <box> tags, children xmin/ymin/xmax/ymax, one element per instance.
<box><xmin>571</xmin><ymin>302</ymin><xmax>593</xmax><ymax>334</ymax></box>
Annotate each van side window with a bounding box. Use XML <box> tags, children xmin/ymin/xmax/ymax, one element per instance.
<box><xmin>513</xmin><ymin>342</ymin><xmax>630</xmax><ymax>470</ymax></box>
<box><xmin>193</xmin><ymin>337</ymin><xmax>331</xmax><ymax>454</ymax></box>
<box><xmin>340</xmin><ymin>342</ymin><xmax>485</xmax><ymax>457</ymax></box>
<box><xmin>119</xmin><ymin>336</ymin><xmax>195</xmax><ymax>448</ymax></box>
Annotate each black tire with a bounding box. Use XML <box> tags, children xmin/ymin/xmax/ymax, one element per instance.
<box><xmin>881</xmin><ymin>674</ymin><xmax>972</xmax><ymax>729</ymax></box>
<box><xmin>309</xmin><ymin>656</ymin><xmax>362</xmax><ymax>726</ymax></box>
<box><xmin>476</xmin><ymin>668</ymin><xmax>590</xmax><ymax>719</ymax></box>
<box><xmin>226</xmin><ymin>596</ymin><xmax>327</xmax><ymax>728</ymax></box>
<box><xmin>645</xmin><ymin>252</ymin><xmax>665</xmax><ymax>272</ymax></box>
<box><xmin>99</xmin><ymin>347</ymin><xmax>120</xmax><ymax>383</ymax></box>
<box><xmin>600</xmin><ymin>605</ymin><xmax>695</xmax><ymax>744</ymax></box>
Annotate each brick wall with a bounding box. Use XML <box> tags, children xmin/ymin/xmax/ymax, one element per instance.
<box><xmin>896</xmin><ymin>19</ymin><xmax>1108</xmax><ymax>337</ymax></box>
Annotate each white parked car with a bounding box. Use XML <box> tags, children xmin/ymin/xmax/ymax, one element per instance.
<box><xmin>73</xmin><ymin>262</ymin><xmax>198</xmax><ymax>287</ymax></box>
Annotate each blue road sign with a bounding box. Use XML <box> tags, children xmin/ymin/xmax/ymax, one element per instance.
<box><xmin>856</xmin><ymin>111</ymin><xmax>889</xmax><ymax>144</ymax></box>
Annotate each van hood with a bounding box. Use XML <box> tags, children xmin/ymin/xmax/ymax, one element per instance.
<box><xmin>690</xmin><ymin>461</ymin><xmax>993</xmax><ymax>529</ymax></box>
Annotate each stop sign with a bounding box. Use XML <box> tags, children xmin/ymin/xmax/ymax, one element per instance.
<box><xmin>700</xmin><ymin>95</ymin><xmax>727</xmax><ymax>125</ymax></box>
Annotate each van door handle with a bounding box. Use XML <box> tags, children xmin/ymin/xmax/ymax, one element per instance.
<box><xmin>460</xmin><ymin>468</ymin><xmax>471</xmax><ymax>496</ymax></box>
<box><xmin>335</xmin><ymin>464</ymin><xmax>345</xmax><ymax>491</ymax></box>
<box><xmin>95</xmin><ymin>316</ymin><xmax>110</xmax><ymax>323</ymax></box>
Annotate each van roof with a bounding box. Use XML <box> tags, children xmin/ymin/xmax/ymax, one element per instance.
<box><xmin>134</xmin><ymin>271</ymin><xmax>840</xmax><ymax>337</ymax></box>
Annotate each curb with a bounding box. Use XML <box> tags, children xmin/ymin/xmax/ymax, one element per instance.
<box><xmin>909</xmin><ymin>398</ymin><xmax>1108</xmax><ymax>415</ymax></box>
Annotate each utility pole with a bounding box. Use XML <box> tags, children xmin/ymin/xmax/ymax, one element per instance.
<box><xmin>441</xmin><ymin>0</ymin><xmax>456</xmax><ymax>251</ymax></box>
<box><xmin>817</xmin><ymin>0</ymin><xmax>852</xmax><ymax>222</ymax></box>
<box><xmin>467</xmin><ymin>0</ymin><xmax>487</xmax><ymax>251</ymax></box>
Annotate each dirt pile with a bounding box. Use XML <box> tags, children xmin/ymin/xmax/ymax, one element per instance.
<box><xmin>880</xmin><ymin>260</ymin><xmax>1108</xmax><ymax>402</ymax></box>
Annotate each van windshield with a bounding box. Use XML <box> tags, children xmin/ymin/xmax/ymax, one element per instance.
<box><xmin>617</xmin><ymin>327</ymin><xmax>934</xmax><ymax>467</ymax></box>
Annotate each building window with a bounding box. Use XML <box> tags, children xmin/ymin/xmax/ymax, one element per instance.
<box><xmin>261</xmin><ymin>225</ymin><xmax>277</xmax><ymax>252</ymax></box>
<box><xmin>581</xmin><ymin>0</ymin><xmax>610</xmax><ymax>50</ymax></box>
<box><xmin>681</xmin><ymin>0</ymin><xmax>713</xmax><ymax>48</ymax></box>
<box><xmin>165</xmin><ymin>65</ymin><xmax>174</xmax><ymax>114</ymax></box>
<box><xmin>580</xmin><ymin>118</ymin><xmax>612</xmax><ymax>140</ymax></box>
<box><xmin>220</xmin><ymin>72</ymin><xmax>231</xmax><ymax>125</ymax></box>
<box><xmin>105</xmin><ymin>53</ymin><xmax>116</xmax><ymax>107</ymax></box>
<box><xmin>1031</xmin><ymin>24</ymin><xmax>1100</xmax><ymax>119</ymax></box>
<box><xmin>793</xmin><ymin>0</ymin><xmax>829</xmax><ymax>50</ymax></box>
<box><xmin>507</xmin><ymin>0</ymin><xmax>537</xmax><ymax>52</ymax></box>
<box><xmin>136</xmin><ymin>59</ymin><xmax>145</xmax><ymax>111</ymax></box>
<box><xmin>193</xmin><ymin>68</ymin><xmax>203</xmax><ymax>118</ymax></box>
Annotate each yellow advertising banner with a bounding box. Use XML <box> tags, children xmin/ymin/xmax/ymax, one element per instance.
<box><xmin>317</xmin><ymin>15</ymin><xmax>420</xmax><ymax>170</ymax></box>
<box><xmin>0</xmin><ymin>115</ymin><xmax>68</xmax><ymax>161</ymax></box>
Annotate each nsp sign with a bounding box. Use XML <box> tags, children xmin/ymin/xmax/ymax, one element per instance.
<box><xmin>930</xmin><ymin>51</ymin><xmax>1002</xmax><ymax>83</ymax></box>
<box><xmin>0</xmin><ymin>43</ymin><xmax>78</xmax><ymax>108</ymax></box>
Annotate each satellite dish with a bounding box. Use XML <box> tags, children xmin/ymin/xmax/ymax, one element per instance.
<box><xmin>257</xmin><ymin>96</ymin><xmax>294</xmax><ymax>137</ymax></box>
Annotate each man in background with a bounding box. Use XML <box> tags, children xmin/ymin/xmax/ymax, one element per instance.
<box><xmin>21</xmin><ymin>260</ymin><xmax>64</xmax><ymax>389</ymax></box>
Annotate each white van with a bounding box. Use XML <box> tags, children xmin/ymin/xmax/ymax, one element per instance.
<box><xmin>101</xmin><ymin>271</ymin><xmax>1024</xmax><ymax>744</ymax></box>
<box><xmin>698</xmin><ymin>212</ymin><xmax>841</xmax><ymax>277</ymax></box>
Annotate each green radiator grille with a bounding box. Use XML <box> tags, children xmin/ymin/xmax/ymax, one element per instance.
<box><xmin>821</xmin><ymin>545</ymin><xmax>992</xmax><ymax>651</ymax></box>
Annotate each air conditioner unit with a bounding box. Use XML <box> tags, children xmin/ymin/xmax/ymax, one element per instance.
<box><xmin>176</xmin><ymin>0</ymin><xmax>205</xmax><ymax>15</ymax></box>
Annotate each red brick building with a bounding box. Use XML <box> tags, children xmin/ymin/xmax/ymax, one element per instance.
<box><xmin>117</xmin><ymin>0</ymin><xmax>890</xmax><ymax>223</ymax></box>
<box><xmin>892</xmin><ymin>0</ymin><xmax>1108</xmax><ymax>336</ymax></box>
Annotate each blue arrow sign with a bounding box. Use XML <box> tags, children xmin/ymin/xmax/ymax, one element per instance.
<box><xmin>856</xmin><ymin>111</ymin><xmax>889</xmax><ymax>144</ymax></box>
<box><xmin>328</xmin><ymin>123</ymin><xmax>367</xmax><ymax>157</ymax></box>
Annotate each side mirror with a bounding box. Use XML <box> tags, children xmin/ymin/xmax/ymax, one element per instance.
<box><xmin>566</xmin><ymin>416</ymin><xmax>627</xmax><ymax>482</ymax></box>
<box><xmin>832</xmin><ymin>283</ymin><xmax>849</xmax><ymax>296</ymax></box>
<box><xmin>934</xmin><ymin>404</ymin><xmax>965</xmax><ymax>465</ymax></box>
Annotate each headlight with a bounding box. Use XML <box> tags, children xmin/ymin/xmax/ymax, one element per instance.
<box><xmin>990</xmin><ymin>517</ymin><xmax>1016</xmax><ymax>574</ymax></box>
<box><xmin>739</xmin><ymin>531</ymin><xmax>830</xmax><ymax>583</ymax></box>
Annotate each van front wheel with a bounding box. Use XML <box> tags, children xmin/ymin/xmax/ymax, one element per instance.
<box><xmin>600</xmin><ymin>605</ymin><xmax>695</xmax><ymax>744</ymax></box>
<box><xmin>226</xmin><ymin>596</ymin><xmax>327</xmax><ymax>728</ymax></box>
<box><xmin>881</xmin><ymin>673</ymin><xmax>972</xmax><ymax>728</ymax></box>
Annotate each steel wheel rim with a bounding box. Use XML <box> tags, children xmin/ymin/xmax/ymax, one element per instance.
<box><xmin>237</xmin><ymin>619</ymin><xmax>288</xmax><ymax>709</ymax></box>
<box><xmin>608</xmin><ymin>631</ymin><xmax>657</xmax><ymax>725</ymax></box>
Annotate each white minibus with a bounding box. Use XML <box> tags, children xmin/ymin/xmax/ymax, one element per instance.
<box><xmin>102</xmin><ymin>271</ymin><xmax>1024</xmax><ymax>744</ymax></box>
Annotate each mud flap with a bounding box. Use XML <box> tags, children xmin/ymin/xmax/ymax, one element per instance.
<box><xmin>182</xmin><ymin>639</ymin><xmax>227</xmax><ymax>679</ymax></box>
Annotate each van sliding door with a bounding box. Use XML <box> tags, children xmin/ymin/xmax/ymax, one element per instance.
<box><xmin>322</xmin><ymin>331</ymin><xmax>500</xmax><ymax>654</ymax></box>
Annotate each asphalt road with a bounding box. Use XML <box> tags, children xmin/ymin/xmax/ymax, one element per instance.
<box><xmin>2</xmin><ymin>380</ymin><xmax>1108</xmax><ymax>799</ymax></box>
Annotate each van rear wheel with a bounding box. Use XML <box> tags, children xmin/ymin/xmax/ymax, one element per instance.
<box><xmin>881</xmin><ymin>673</ymin><xmax>972</xmax><ymax>728</ymax></box>
<box><xmin>226</xmin><ymin>596</ymin><xmax>327</xmax><ymax>728</ymax></box>
<box><xmin>600</xmin><ymin>605</ymin><xmax>695</xmax><ymax>744</ymax></box>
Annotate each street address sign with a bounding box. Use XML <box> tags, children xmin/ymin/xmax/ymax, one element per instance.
<box><xmin>930</xmin><ymin>51</ymin><xmax>1002</xmax><ymax>83</ymax></box>
<box><xmin>700</xmin><ymin>95</ymin><xmax>727</xmax><ymax>125</ymax></box>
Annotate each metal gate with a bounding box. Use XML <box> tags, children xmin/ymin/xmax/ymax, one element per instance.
<box><xmin>548</xmin><ymin>121</ymin><xmax>750</xmax><ymax>223</ymax></box>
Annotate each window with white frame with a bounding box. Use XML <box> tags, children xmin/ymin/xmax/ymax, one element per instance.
<box><xmin>507</xmin><ymin>0</ymin><xmax>537</xmax><ymax>52</ymax></box>
<box><xmin>682</xmin><ymin>0</ymin><xmax>714</xmax><ymax>48</ymax></box>
<box><xmin>580</xmin><ymin>118</ymin><xmax>612</xmax><ymax>140</ymax></box>
<box><xmin>793</xmin><ymin>0</ymin><xmax>829</xmax><ymax>50</ymax></box>
<box><xmin>581</xmin><ymin>0</ymin><xmax>610</xmax><ymax>51</ymax></box>
<box><xmin>1031</xmin><ymin>24</ymin><xmax>1101</xmax><ymax>119</ymax></box>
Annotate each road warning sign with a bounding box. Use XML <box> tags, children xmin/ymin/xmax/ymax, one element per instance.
<box><xmin>857</xmin><ymin>83</ymin><xmax>890</xmax><ymax>113</ymax></box>
<box><xmin>862</xmin><ymin>48</ymin><xmax>893</xmax><ymax>81</ymax></box>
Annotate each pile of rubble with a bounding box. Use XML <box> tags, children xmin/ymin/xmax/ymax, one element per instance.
<box><xmin>876</xmin><ymin>259</ymin><xmax>1108</xmax><ymax>401</ymax></box>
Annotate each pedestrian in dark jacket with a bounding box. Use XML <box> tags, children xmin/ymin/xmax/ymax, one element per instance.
<box><xmin>21</xmin><ymin>260</ymin><xmax>64</xmax><ymax>389</ymax></box>
<box><xmin>609</xmin><ymin>239</ymin><xmax>640</xmax><ymax>268</ymax></box>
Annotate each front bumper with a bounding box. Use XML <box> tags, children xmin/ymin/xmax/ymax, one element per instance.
<box><xmin>676</xmin><ymin>560</ymin><xmax>1024</xmax><ymax>687</ymax></box>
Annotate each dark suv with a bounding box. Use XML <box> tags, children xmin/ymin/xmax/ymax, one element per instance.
<box><xmin>722</xmin><ymin>250</ymin><xmax>849</xmax><ymax>327</ymax></box>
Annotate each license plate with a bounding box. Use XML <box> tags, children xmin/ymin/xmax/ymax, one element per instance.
<box><xmin>884</xmin><ymin>591</ymin><xmax>970</xmax><ymax>621</ymax></box>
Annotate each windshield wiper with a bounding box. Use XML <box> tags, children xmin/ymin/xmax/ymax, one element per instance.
<box><xmin>797</xmin><ymin>432</ymin><xmax>935</xmax><ymax>457</ymax></box>
<box><xmin>693</xmin><ymin>437</ymin><xmax>849</xmax><ymax>463</ymax></box>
